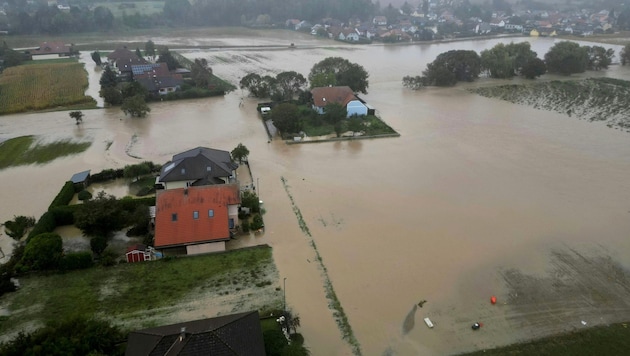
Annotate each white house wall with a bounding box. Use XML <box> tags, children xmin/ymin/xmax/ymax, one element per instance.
<box><xmin>186</xmin><ymin>241</ymin><xmax>226</xmax><ymax>255</ymax></box>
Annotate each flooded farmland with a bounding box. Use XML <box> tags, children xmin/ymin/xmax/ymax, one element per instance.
<box><xmin>1</xmin><ymin>31</ymin><xmax>630</xmax><ymax>355</ymax></box>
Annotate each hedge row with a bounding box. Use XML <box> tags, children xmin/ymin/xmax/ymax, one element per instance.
<box><xmin>90</xmin><ymin>168</ymin><xmax>124</xmax><ymax>183</ymax></box>
<box><xmin>48</xmin><ymin>181</ymin><xmax>75</xmax><ymax>210</ymax></box>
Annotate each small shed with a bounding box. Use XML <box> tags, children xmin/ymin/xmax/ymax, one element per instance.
<box><xmin>70</xmin><ymin>170</ymin><xmax>91</xmax><ymax>189</ymax></box>
<box><xmin>126</xmin><ymin>244</ymin><xmax>151</xmax><ymax>263</ymax></box>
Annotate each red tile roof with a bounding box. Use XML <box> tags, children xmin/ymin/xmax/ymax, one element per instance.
<box><xmin>311</xmin><ymin>86</ymin><xmax>356</xmax><ymax>108</ymax></box>
<box><xmin>32</xmin><ymin>41</ymin><xmax>70</xmax><ymax>55</ymax></box>
<box><xmin>154</xmin><ymin>184</ymin><xmax>240</xmax><ymax>248</ymax></box>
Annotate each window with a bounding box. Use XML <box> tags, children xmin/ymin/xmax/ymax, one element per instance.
<box><xmin>229</xmin><ymin>218</ymin><xmax>235</xmax><ymax>229</ymax></box>
<box><xmin>208</xmin><ymin>209</ymin><xmax>214</xmax><ymax>217</ymax></box>
<box><xmin>171</xmin><ymin>213</ymin><xmax>178</xmax><ymax>222</ymax></box>
<box><xmin>193</xmin><ymin>211</ymin><xmax>199</xmax><ymax>219</ymax></box>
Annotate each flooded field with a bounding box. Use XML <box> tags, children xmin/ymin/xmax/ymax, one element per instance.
<box><xmin>1</xmin><ymin>33</ymin><xmax>630</xmax><ymax>355</ymax></box>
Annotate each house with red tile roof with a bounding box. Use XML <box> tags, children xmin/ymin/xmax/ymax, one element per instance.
<box><xmin>311</xmin><ymin>86</ymin><xmax>368</xmax><ymax>117</ymax></box>
<box><xmin>154</xmin><ymin>184</ymin><xmax>240</xmax><ymax>255</ymax></box>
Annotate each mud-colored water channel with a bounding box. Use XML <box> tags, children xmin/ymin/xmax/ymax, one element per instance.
<box><xmin>1</xmin><ymin>33</ymin><xmax>630</xmax><ymax>355</ymax></box>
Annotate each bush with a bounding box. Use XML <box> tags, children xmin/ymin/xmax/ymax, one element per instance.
<box><xmin>90</xmin><ymin>235</ymin><xmax>108</xmax><ymax>255</ymax></box>
<box><xmin>241</xmin><ymin>191</ymin><xmax>260</xmax><ymax>213</ymax></box>
<box><xmin>50</xmin><ymin>205</ymin><xmax>77</xmax><ymax>226</ymax></box>
<box><xmin>27</xmin><ymin>211</ymin><xmax>57</xmax><ymax>241</ymax></box>
<box><xmin>90</xmin><ymin>168</ymin><xmax>124</xmax><ymax>183</ymax></box>
<box><xmin>99</xmin><ymin>249</ymin><xmax>118</xmax><ymax>267</ymax></box>
<box><xmin>21</xmin><ymin>233</ymin><xmax>63</xmax><ymax>271</ymax></box>
<box><xmin>263</xmin><ymin>328</ymin><xmax>289</xmax><ymax>356</ymax></box>
<box><xmin>251</xmin><ymin>214</ymin><xmax>264</xmax><ymax>230</ymax></box>
<box><xmin>136</xmin><ymin>186</ymin><xmax>154</xmax><ymax>196</ymax></box>
<box><xmin>48</xmin><ymin>181</ymin><xmax>75</xmax><ymax>210</ymax></box>
<box><xmin>77</xmin><ymin>190</ymin><xmax>93</xmax><ymax>201</ymax></box>
<box><xmin>241</xmin><ymin>220</ymin><xmax>250</xmax><ymax>233</ymax></box>
<box><xmin>60</xmin><ymin>252</ymin><xmax>93</xmax><ymax>271</ymax></box>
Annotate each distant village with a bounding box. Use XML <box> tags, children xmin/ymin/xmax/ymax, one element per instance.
<box><xmin>286</xmin><ymin>1</ymin><xmax>619</xmax><ymax>43</ymax></box>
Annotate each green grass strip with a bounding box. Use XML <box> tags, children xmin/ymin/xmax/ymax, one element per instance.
<box><xmin>0</xmin><ymin>136</ymin><xmax>91</xmax><ymax>170</ymax></box>
<box><xmin>280</xmin><ymin>176</ymin><xmax>362</xmax><ymax>355</ymax></box>
<box><xmin>1</xmin><ymin>246</ymin><xmax>276</xmax><ymax>335</ymax></box>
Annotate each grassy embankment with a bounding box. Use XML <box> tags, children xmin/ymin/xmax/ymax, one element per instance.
<box><xmin>0</xmin><ymin>136</ymin><xmax>91</xmax><ymax>170</ymax></box>
<box><xmin>462</xmin><ymin>323</ymin><xmax>630</xmax><ymax>355</ymax></box>
<box><xmin>0</xmin><ymin>61</ymin><xmax>97</xmax><ymax>115</ymax></box>
<box><xmin>470</xmin><ymin>77</ymin><xmax>630</xmax><ymax>131</ymax></box>
<box><xmin>0</xmin><ymin>245</ymin><xmax>280</xmax><ymax>335</ymax></box>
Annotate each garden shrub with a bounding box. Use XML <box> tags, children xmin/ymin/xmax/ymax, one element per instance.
<box><xmin>77</xmin><ymin>190</ymin><xmax>92</xmax><ymax>201</ymax></box>
<box><xmin>60</xmin><ymin>252</ymin><xmax>93</xmax><ymax>271</ymax></box>
<box><xmin>27</xmin><ymin>211</ymin><xmax>56</xmax><ymax>241</ymax></box>
<box><xmin>251</xmin><ymin>214</ymin><xmax>264</xmax><ymax>230</ymax></box>
<box><xmin>48</xmin><ymin>181</ymin><xmax>75</xmax><ymax>210</ymax></box>
<box><xmin>241</xmin><ymin>220</ymin><xmax>250</xmax><ymax>233</ymax></box>
<box><xmin>50</xmin><ymin>205</ymin><xmax>77</xmax><ymax>226</ymax></box>
<box><xmin>21</xmin><ymin>233</ymin><xmax>63</xmax><ymax>271</ymax></box>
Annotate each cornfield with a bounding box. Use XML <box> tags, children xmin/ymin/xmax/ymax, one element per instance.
<box><xmin>0</xmin><ymin>62</ymin><xmax>96</xmax><ymax>115</ymax></box>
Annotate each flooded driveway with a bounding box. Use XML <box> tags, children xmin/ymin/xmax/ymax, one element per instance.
<box><xmin>1</xmin><ymin>34</ymin><xmax>630</xmax><ymax>355</ymax></box>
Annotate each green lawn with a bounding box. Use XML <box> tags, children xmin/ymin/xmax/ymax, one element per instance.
<box><xmin>462</xmin><ymin>323</ymin><xmax>630</xmax><ymax>356</ymax></box>
<box><xmin>0</xmin><ymin>246</ymin><xmax>277</xmax><ymax>335</ymax></box>
<box><xmin>21</xmin><ymin>58</ymin><xmax>78</xmax><ymax>65</ymax></box>
<box><xmin>0</xmin><ymin>136</ymin><xmax>91</xmax><ymax>170</ymax></box>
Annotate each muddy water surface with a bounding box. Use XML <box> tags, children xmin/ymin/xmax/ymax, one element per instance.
<box><xmin>1</xmin><ymin>35</ymin><xmax>630</xmax><ymax>355</ymax></box>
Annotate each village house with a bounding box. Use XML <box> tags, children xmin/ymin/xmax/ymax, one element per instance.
<box><xmin>29</xmin><ymin>41</ymin><xmax>72</xmax><ymax>60</ymax></box>
<box><xmin>156</xmin><ymin>147</ymin><xmax>238</xmax><ymax>190</ymax></box>
<box><xmin>106</xmin><ymin>47</ymin><xmax>148</xmax><ymax>81</ymax></box>
<box><xmin>132</xmin><ymin>62</ymin><xmax>184</xmax><ymax>96</ymax></box>
<box><xmin>154</xmin><ymin>184</ymin><xmax>241</xmax><ymax>255</ymax></box>
<box><xmin>311</xmin><ymin>86</ymin><xmax>369</xmax><ymax>118</ymax></box>
<box><xmin>125</xmin><ymin>311</ymin><xmax>265</xmax><ymax>355</ymax></box>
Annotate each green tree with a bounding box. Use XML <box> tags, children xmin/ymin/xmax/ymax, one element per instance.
<box><xmin>422</xmin><ymin>50</ymin><xmax>481</xmax><ymax>86</ymax></box>
<box><xmin>480</xmin><ymin>43</ymin><xmax>513</xmax><ymax>78</ymax></box>
<box><xmin>402</xmin><ymin>75</ymin><xmax>429</xmax><ymax>90</ymax></box>
<box><xmin>586</xmin><ymin>46</ymin><xmax>614</xmax><ymax>70</ymax></box>
<box><xmin>135</xmin><ymin>47</ymin><xmax>142</xmax><ymax>59</ymax></box>
<box><xmin>157</xmin><ymin>46</ymin><xmax>180</xmax><ymax>71</ymax></box>
<box><xmin>276</xmin><ymin>71</ymin><xmax>307</xmax><ymax>100</ymax></box>
<box><xmin>0</xmin><ymin>316</ymin><xmax>124</xmax><ymax>356</ymax></box>
<box><xmin>270</xmin><ymin>103</ymin><xmax>302</xmax><ymax>135</ymax></box>
<box><xmin>241</xmin><ymin>191</ymin><xmax>261</xmax><ymax>213</ymax></box>
<box><xmin>544</xmin><ymin>41</ymin><xmax>589</xmax><ymax>75</ymax></box>
<box><xmin>90</xmin><ymin>51</ymin><xmax>102</xmax><ymax>66</ymax></box>
<box><xmin>145</xmin><ymin>40</ymin><xmax>156</xmax><ymax>61</ymax></box>
<box><xmin>521</xmin><ymin>57</ymin><xmax>546</xmax><ymax>79</ymax></box>
<box><xmin>3</xmin><ymin>216</ymin><xmax>35</xmax><ymax>240</ymax></box>
<box><xmin>99</xmin><ymin>86</ymin><xmax>123</xmax><ymax>106</ymax></box>
<box><xmin>231</xmin><ymin>143</ymin><xmax>250</xmax><ymax>163</ymax></box>
<box><xmin>121</xmin><ymin>95</ymin><xmax>151</xmax><ymax>117</ymax></box>
<box><xmin>93</xmin><ymin>6</ymin><xmax>114</xmax><ymax>30</ymax></box>
<box><xmin>309</xmin><ymin>57</ymin><xmax>369</xmax><ymax>94</ymax></box>
<box><xmin>191</xmin><ymin>58</ymin><xmax>213</xmax><ymax>88</ymax></box>
<box><xmin>309</xmin><ymin>72</ymin><xmax>336</xmax><ymax>88</ymax></box>
<box><xmin>74</xmin><ymin>191</ymin><xmax>126</xmax><ymax>237</ymax></box>
<box><xmin>240</xmin><ymin>73</ymin><xmax>277</xmax><ymax>98</ymax></box>
<box><xmin>69</xmin><ymin>110</ymin><xmax>84</xmax><ymax>125</ymax></box>
<box><xmin>77</xmin><ymin>190</ymin><xmax>92</xmax><ymax>201</ymax></box>
<box><xmin>99</xmin><ymin>65</ymin><xmax>118</xmax><ymax>89</ymax></box>
<box><xmin>21</xmin><ymin>233</ymin><xmax>63</xmax><ymax>270</ymax></box>
<box><xmin>621</xmin><ymin>43</ymin><xmax>630</xmax><ymax>66</ymax></box>
<box><xmin>121</xmin><ymin>81</ymin><xmax>148</xmax><ymax>99</ymax></box>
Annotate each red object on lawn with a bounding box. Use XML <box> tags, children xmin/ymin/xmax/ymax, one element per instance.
<box><xmin>491</xmin><ymin>296</ymin><xmax>497</xmax><ymax>304</ymax></box>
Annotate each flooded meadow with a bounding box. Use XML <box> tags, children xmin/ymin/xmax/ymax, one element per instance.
<box><xmin>1</xmin><ymin>31</ymin><xmax>630</xmax><ymax>354</ymax></box>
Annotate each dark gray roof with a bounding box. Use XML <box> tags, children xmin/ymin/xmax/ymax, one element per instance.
<box><xmin>70</xmin><ymin>170</ymin><xmax>90</xmax><ymax>183</ymax></box>
<box><xmin>125</xmin><ymin>311</ymin><xmax>265</xmax><ymax>356</ymax></box>
<box><xmin>136</xmin><ymin>77</ymin><xmax>183</xmax><ymax>93</ymax></box>
<box><xmin>160</xmin><ymin>147</ymin><xmax>238</xmax><ymax>183</ymax></box>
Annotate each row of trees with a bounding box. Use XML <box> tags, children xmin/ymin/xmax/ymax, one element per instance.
<box><xmin>240</xmin><ymin>57</ymin><xmax>369</xmax><ymax>100</ymax></box>
<box><xmin>403</xmin><ymin>41</ymin><xmax>618</xmax><ymax>89</ymax></box>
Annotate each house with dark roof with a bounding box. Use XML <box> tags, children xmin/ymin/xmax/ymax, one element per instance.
<box><xmin>154</xmin><ymin>184</ymin><xmax>240</xmax><ymax>255</ymax></box>
<box><xmin>157</xmin><ymin>147</ymin><xmax>238</xmax><ymax>190</ymax></box>
<box><xmin>125</xmin><ymin>311</ymin><xmax>265</xmax><ymax>356</ymax></box>
<box><xmin>132</xmin><ymin>62</ymin><xmax>184</xmax><ymax>95</ymax></box>
<box><xmin>311</xmin><ymin>86</ymin><xmax>368</xmax><ymax>118</ymax></box>
<box><xmin>30</xmin><ymin>41</ymin><xmax>72</xmax><ymax>60</ymax></box>
<box><xmin>106</xmin><ymin>47</ymin><xmax>148</xmax><ymax>80</ymax></box>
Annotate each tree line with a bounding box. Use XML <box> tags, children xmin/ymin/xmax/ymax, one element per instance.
<box><xmin>403</xmin><ymin>41</ymin><xmax>625</xmax><ymax>90</ymax></box>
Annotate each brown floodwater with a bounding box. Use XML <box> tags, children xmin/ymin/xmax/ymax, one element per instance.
<box><xmin>1</xmin><ymin>34</ymin><xmax>630</xmax><ymax>355</ymax></box>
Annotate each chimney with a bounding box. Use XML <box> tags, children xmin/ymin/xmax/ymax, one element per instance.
<box><xmin>179</xmin><ymin>327</ymin><xmax>186</xmax><ymax>341</ymax></box>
